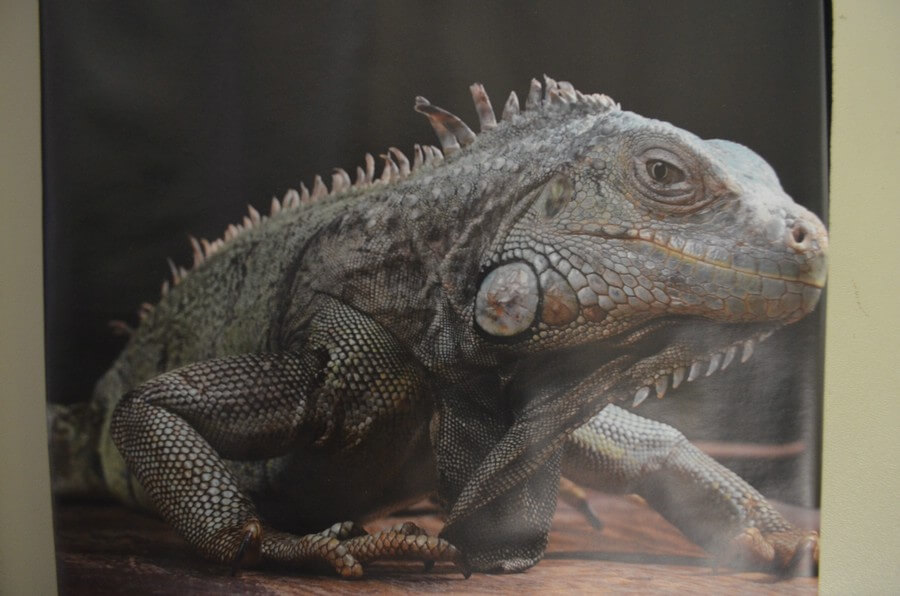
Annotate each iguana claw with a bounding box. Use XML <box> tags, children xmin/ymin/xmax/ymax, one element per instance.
<box><xmin>230</xmin><ymin>520</ymin><xmax>262</xmax><ymax>576</ymax></box>
<box><xmin>559</xmin><ymin>477</ymin><xmax>604</xmax><ymax>530</ymax></box>
<box><xmin>720</xmin><ymin>527</ymin><xmax>819</xmax><ymax>575</ymax></box>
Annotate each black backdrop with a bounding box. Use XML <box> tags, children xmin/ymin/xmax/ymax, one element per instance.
<box><xmin>41</xmin><ymin>1</ymin><xmax>828</xmax><ymax>504</ymax></box>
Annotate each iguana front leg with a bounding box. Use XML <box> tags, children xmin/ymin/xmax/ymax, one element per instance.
<box><xmin>111</xmin><ymin>300</ymin><xmax>465</xmax><ymax>577</ymax></box>
<box><xmin>562</xmin><ymin>404</ymin><xmax>818</xmax><ymax>573</ymax></box>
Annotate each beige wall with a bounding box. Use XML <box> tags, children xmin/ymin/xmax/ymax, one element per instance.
<box><xmin>1</xmin><ymin>1</ymin><xmax>898</xmax><ymax>593</ymax></box>
<box><xmin>820</xmin><ymin>0</ymin><xmax>900</xmax><ymax>593</ymax></box>
<box><xmin>0</xmin><ymin>1</ymin><xmax>56</xmax><ymax>594</ymax></box>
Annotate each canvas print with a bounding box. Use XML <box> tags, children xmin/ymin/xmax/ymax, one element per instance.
<box><xmin>43</xmin><ymin>2</ymin><xmax>828</xmax><ymax>592</ymax></box>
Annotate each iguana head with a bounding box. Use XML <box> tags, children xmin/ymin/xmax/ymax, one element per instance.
<box><xmin>460</xmin><ymin>78</ymin><xmax>827</xmax><ymax>408</ymax></box>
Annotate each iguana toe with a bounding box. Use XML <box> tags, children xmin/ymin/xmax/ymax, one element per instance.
<box><xmin>722</xmin><ymin>527</ymin><xmax>819</xmax><ymax>575</ymax></box>
<box><xmin>771</xmin><ymin>529</ymin><xmax>819</xmax><ymax>575</ymax></box>
<box><xmin>319</xmin><ymin>520</ymin><xmax>369</xmax><ymax>540</ymax></box>
<box><xmin>343</xmin><ymin>523</ymin><xmax>468</xmax><ymax>577</ymax></box>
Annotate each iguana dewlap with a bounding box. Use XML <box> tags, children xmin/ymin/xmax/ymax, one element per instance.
<box><xmin>51</xmin><ymin>77</ymin><xmax>826</xmax><ymax>577</ymax></box>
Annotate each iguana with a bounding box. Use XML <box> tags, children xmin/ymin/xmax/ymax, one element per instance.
<box><xmin>50</xmin><ymin>77</ymin><xmax>827</xmax><ymax>578</ymax></box>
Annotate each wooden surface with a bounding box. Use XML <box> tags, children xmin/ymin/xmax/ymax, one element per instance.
<box><xmin>54</xmin><ymin>493</ymin><xmax>818</xmax><ymax>594</ymax></box>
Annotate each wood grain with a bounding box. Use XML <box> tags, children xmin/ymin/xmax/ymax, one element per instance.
<box><xmin>54</xmin><ymin>492</ymin><xmax>817</xmax><ymax>594</ymax></box>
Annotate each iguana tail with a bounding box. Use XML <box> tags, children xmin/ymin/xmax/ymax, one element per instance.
<box><xmin>47</xmin><ymin>402</ymin><xmax>107</xmax><ymax>497</ymax></box>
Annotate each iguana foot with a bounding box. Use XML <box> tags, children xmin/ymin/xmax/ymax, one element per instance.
<box><xmin>262</xmin><ymin>521</ymin><xmax>469</xmax><ymax>578</ymax></box>
<box><xmin>720</xmin><ymin>527</ymin><xmax>819</xmax><ymax>575</ymax></box>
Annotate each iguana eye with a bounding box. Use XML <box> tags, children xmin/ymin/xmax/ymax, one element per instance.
<box><xmin>646</xmin><ymin>160</ymin><xmax>685</xmax><ymax>185</ymax></box>
<box><xmin>632</xmin><ymin>147</ymin><xmax>701</xmax><ymax>210</ymax></box>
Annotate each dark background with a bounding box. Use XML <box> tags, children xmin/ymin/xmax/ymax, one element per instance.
<box><xmin>41</xmin><ymin>1</ymin><xmax>828</xmax><ymax>504</ymax></box>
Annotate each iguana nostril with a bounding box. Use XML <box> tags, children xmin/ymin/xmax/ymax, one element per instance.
<box><xmin>789</xmin><ymin>221</ymin><xmax>812</xmax><ymax>250</ymax></box>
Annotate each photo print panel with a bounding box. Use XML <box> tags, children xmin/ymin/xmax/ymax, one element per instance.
<box><xmin>43</xmin><ymin>2</ymin><xmax>827</xmax><ymax>592</ymax></box>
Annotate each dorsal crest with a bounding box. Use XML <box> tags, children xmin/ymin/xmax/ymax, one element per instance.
<box><xmin>147</xmin><ymin>77</ymin><xmax>619</xmax><ymax>309</ymax></box>
<box><xmin>416</xmin><ymin>76</ymin><xmax>618</xmax><ymax>156</ymax></box>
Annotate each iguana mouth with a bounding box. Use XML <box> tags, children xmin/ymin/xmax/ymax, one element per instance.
<box><xmin>569</xmin><ymin>234</ymin><xmax>828</xmax><ymax>290</ymax></box>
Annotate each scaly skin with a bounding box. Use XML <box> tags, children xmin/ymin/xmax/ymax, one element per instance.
<box><xmin>52</xmin><ymin>77</ymin><xmax>827</xmax><ymax>577</ymax></box>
